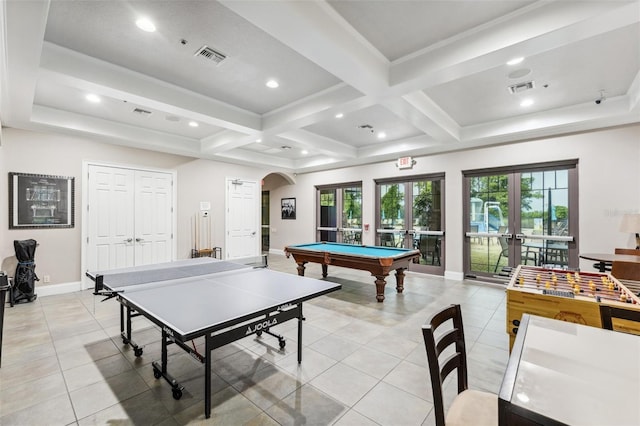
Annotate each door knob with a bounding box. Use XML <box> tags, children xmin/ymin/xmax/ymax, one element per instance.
<box><xmin>135</xmin><ymin>238</ymin><xmax>144</xmax><ymax>242</ymax></box>
<box><xmin>124</xmin><ymin>238</ymin><xmax>133</xmax><ymax>243</ymax></box>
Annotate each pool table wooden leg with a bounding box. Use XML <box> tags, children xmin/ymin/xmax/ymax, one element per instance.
<box><xmin>395</xmin><ymin>268</ymin><xmax>406</xmax><ymax>293</ymax></box>
<box><xmin>321</xmin><ymin>264</ymin><xmax>328</xmax><ymax>278</ymax></box>
<box><xmin>374</xmin><ymin>276</ymin><xmax>387</xmax><ymax>302</ymax></box>
<box><xmin>296</xmin><ymin>262</ymin><xmax>306</xmax><ymax>276</ymax></box>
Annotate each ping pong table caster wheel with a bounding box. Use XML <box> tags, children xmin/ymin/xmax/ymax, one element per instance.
<box><xmin>122</xmin><ymin>337</ymin><xmax>129</xmax><ymax>345</ymax></box>
<box><xmin>279</xmin><ymin>339</ymin><xmax>286</xmax><ymax>349</ymax></box>
<box><xmin>134</xmin><ymin>347</ymin><xmax>143</xmax><ymax>357</ymax></box>
<box><xmin>256</xmin><ymin>331</ymin><xmax>262</xmax><ymax>337</ymax></box>
<box><xmin>172</xmin><ymin>388</ymin><xmax>183</xmax><ymax>400</ymax></box>
<box><xmin>153</xmin><ymin>369</ymin><xmax>162</xmax><ymax>379</ymax></box>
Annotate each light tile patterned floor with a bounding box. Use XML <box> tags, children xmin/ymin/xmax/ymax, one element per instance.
<box><xmin>0</xmin><ymin>254</ymin><xmax>508</xmax><ymax>425</ymax></box>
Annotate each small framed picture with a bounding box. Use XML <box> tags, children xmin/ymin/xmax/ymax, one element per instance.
<box><xmin>281</xmin><ymin>198</ymin><xmax>296</xmax><ymax>220</ymax></box>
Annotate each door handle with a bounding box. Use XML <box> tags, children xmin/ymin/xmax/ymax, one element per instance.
<box><xmin>124</xmin><ymin>238</ymin><xmax>133</xmax><ymax>243</ymax></box>
<box><xmin>251</xmin><ymin>231</ymin><xmax>256</xmax><ymax>235</ymax></box>
<box><xmin>135</xmin><ymin>238</ymin><xmax>144</xmax><ymax>242</ymax></box>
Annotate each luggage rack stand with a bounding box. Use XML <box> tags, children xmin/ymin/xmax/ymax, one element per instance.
<box><xmin>191</xmin><ymin>247</ymin><xmax>222</xmax><ymax>259</ymax></box>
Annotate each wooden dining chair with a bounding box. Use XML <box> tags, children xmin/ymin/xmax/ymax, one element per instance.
<box><xmin>614</xmin><ymin>248</ymin><xmax>640</xmax><ymax>255</ymax></box>
<box><xmin>611</xmin><ymin>260</ymin><xmax>640</xmax><ymax>281</ymax></box>
<box><xmin>422</xmin><ymin>304</ymin><xmax>498</xmax><ymax>426</ymax></box>
<box><xmin>599</xmin><ymin>305</ymin><xmax>640</xmax><ymax>335</ymax></box>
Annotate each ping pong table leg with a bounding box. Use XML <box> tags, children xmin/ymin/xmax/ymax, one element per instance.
<box><xmin>205</xmin><ymin>334</ymin><xmax>212</xmax><ymax>419</ymax></box>
<box><xmin>152</xmin><ymin>330</ymin><xmax>184</xmax><ymax>400</ymax></box>
<box><xmin>297</xmin><ymin>303</ymin><xmax>303</xmax><ymax>364</ymax></box>
<box><xmin>120</xmin><ymin>303</ymin><xmax>143</xmax><ymax>357</ymax></box>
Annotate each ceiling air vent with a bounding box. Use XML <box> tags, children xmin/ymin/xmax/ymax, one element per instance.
<box><xmin>194</xmin><ymin>45</ymin><xmax>227</xmax><ymax>65</ymax></box>
<box><xmin>508</xmin><ymin>81</ymin><xmax>535</xmax><ymax>94</ymax></box>
<box><xmin>132</xmin><ymin>108</ymin><xmax>152</xmax><ymax>116</ymax></box>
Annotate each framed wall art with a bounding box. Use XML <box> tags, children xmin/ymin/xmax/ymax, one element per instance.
<box><xmin>281</xmin><ymin>197</ymin><xmax>296</xmax><ymax>220</ymax></box>
<box><xmin>9</xmin><ymin>172</ymin><xmax>75</xmax><ymax>229</ymax></box>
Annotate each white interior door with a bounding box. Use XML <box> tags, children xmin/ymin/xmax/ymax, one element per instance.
<box><xmin>87</xmin><ymin>164</ymin><xmax>174</xmax><ymax>274</ymax></box>
<box><xmin>134</xmin><ymin>170</ymin><xmax>173</xmax><ymax>266</ymax></box>
<box><xmin>226</xmin><ymin>178</ymin><xmax>259</xmax><ymax>259</ymax></box>
<box><xmin>87</xmin><ymin>165</ymin><xmax>135</xmax><ymax>272</ymax></box>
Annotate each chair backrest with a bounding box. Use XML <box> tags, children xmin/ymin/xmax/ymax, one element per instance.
<box><xmin>498</xmin><ymin>236</ymin><xmax>508</xmax><ymax>251</ymax></box>
<box><xmin>614</xmin><ymin>248</ymin><xmax>640</xmax><ymax>255</ymax></box>
<box><xmin>422</xmin><ymin>304</ymin><xmax>468</xmax><ymax>426</ymax></box>
<box><xmin>600</xmin><ymin>305</ymin><xmax>640</xmax><ymax>335</ymax></box>
<box><xmin>611</xmin><ymin>260</ymin><xmax>640</xmax><ymax>281</ymax></box>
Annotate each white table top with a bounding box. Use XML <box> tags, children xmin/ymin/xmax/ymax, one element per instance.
<box><xmin>504</xmin><ymin>315</ymin><xmax>640</xmax><ymax>425</ymax></box>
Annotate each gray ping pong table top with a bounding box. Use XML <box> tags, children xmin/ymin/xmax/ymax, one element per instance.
<box><xmin>92</xmin><ymin>258</ymin><xmax>340</xmax><ymax>339</ymax></box>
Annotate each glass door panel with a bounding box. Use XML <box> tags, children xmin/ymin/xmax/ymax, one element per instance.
<box><xmin>412</xmin><ymin>180</ymin><xmax>443</xmax><ymax>266</ymax></box>
<box><xmin>518</xmin><ymin>170</ymin><xmax>572</xmax><ymax>267</ymax></box>
<box><xmin>318</xmin><ymin>188</ymin><xmax>337</xmax><ymax>242</ymax></box>
<box><xmin>342</xmin><ymin>186</ymin><xmax>362</xmax><ymax>244</ymax></box>
<box><xmin>378</xmin><ymin>183</ymin><xmax>406</xmax><ymax>246</ymax></box>
<box><xmin>261</xmin><ymin>191</ymin><xmax>269</xmax><ymax>252</ymax></box>
<box><xmin>467</xmin><ymin>174</ymin><xmax>510</xmax><ymax>275</ymax></box>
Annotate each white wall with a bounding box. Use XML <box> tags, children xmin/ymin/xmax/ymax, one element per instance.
<box><xmin>174</xmin><ymin>159</ymin><xmax>270</xmax><ymax>259</ymax></box>
<box><xmin>268</xmin><ymin>125</ymin><xmax>640</xmax><ymax>275</ymax></box>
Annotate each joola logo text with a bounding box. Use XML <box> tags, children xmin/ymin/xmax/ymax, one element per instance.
<box><xmin>246</xmin><ymin>318</ymin><xmax>277</xmax><ymax>335</ymax></box>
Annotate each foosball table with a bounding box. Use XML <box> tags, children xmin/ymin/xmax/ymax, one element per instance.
<box><xmin>506</xmin><ymin>265</ymin><xmax>640</xmax><ymax>350</ymax></box>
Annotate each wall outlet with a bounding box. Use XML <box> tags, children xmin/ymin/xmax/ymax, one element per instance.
<box><xmin>43</xmin><ymin>275</ymin><xmax>50</xmax><ymax>283</ymax></box>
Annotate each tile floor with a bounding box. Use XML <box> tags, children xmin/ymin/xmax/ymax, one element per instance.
<box><xmin>0</xmin><ymin>254</ymin><xmax>509</xmax><ymax>425</ymax></box>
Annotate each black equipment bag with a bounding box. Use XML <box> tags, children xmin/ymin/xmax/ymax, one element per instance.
<box><xmin>11</xmin><ymin>239</ymin><xmax>39</xmax><ymax>305</ymax></box>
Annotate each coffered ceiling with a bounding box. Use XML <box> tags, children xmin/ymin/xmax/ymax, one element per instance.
<box><xmin>1</xmin><ymin>1</ymin><xmax>639</xmax><ymax>173</ymax></box>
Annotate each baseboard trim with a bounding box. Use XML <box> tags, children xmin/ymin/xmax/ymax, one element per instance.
<box><xmin>36</xmin><ymin>281</ymin><xmax>84</xmax><ymax>297</ymax></box>
<box><xmin>444</xmin><ymin>270</ymin><xmax>464</xmax><ymax>281</ymax></box>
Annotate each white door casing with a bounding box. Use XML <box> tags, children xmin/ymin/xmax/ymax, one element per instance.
<box><xmin>226</xmin><ymin>178</ymin><xmax>260</xmax><ymax>260</ymax></box>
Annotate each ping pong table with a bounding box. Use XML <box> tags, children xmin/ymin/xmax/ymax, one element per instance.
<box><xmin>87</xmin><ymin>257</ymin><xmax>340</xmax><ymax>419</ymax></box>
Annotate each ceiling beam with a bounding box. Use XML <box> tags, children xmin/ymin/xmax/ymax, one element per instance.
<box><xmin>220</xmin><ymin>0</ymin><xmax>389</xmax><ymax>95</ymax></box>
<box><xmin>278</xmin><ymin>129</ymin><xmax>357</xmax><ymax>158</ymax></box>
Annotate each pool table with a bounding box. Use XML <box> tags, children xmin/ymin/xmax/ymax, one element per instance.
<box><xmin>284</xmin><ymin>242</ymin><xmax>420</xmax><ymax>302</ymax></box>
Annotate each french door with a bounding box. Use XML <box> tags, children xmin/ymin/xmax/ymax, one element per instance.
<box><xmin>316</xmin><ymin>183</ymin><xmax>362</xmax><ymax>244</ymax></box>
<box><xmin>464</xmin><ymin>161</ymin><xmax>578</xmax><ymax>281</ymax></box>
<box><xmin>375</xmin><ymin>174</ymin><xmax>445</xmax><ymax>274</ymax></box>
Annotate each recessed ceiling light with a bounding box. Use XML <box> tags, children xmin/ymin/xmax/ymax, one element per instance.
<box><xmin>86</xmin><ymin>94</ymin><xmax>101</xmax><ymax>103</ymax></box>
<box><xmin>377</xmin><ymin>132</ymin><xmax>386</xmax><ymax>139</ymax></box>
<box><xmin>520</xmin><ymin>99</ymin><xmax>534</xmax><ymax>107</ymax></box>
<box><xmin>301</xmin><ymin>150</ymin><xmax>308</xmax><ymax>155</ymax></box>
<box><xmin>188</xmin><ymin>121</ymin><xmax>199</xmax><ymax>127</ymax></box>
<box><xmin>136</xmin><ymin>17</ymin><xmax>156</xmax><ymax>32</ymax></box>
<box><xmin>507</xmin><ymin>57</ymin><xmax>524</xmax><ymax>66</ymax></box>
<box><xmin>255</xmin><ymin>138</ymin><xmax>262</xmax><ymax>143</ymax></box>
<box><xmin>335</xmin><ymin>113</ymin><xmax>344</xmax><ymax>119</ymax></box>
<box><xmin>266</xmin><ymin>79</ymin><xmax>279</xmax><ymax>89</ymax></box>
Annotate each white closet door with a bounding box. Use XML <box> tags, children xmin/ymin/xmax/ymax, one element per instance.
<box><xmin>87</xmin><ymin>165</ymin><xmax>135</xmax><ymax>272</ymax></box>
<box><xmin>87</xmin><ymin>165</ymin><xmax>173</xmax><ymax>272</ymax></box>
<box><xmin>226</xmin><ymin>179</ymin><xmax>259</xmax><ymax>259</ymax></box>
<box><xmin>134</xmin><ymin>170</ymin><xmax>173</xmax><ymax>265</ymax></box>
